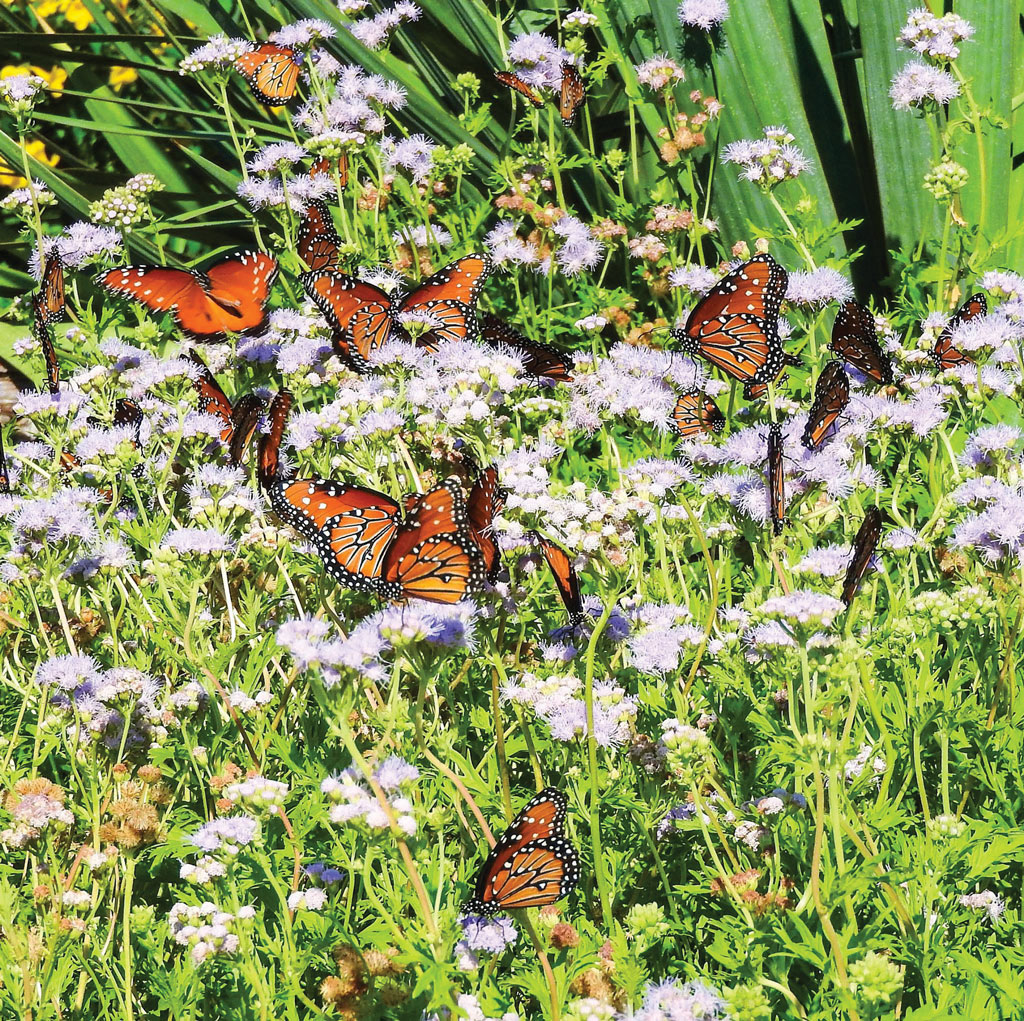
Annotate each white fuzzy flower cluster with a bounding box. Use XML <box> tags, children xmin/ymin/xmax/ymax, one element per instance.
<box><xmin>899</xmin><ymin>8</ymin><xmax>973</xmax><ymax>62</ymax></box>
<box><xmin>223</xmin><ymin>775</ymin><xmax>289</xmax><ymax>816</ymax></box>
<box><xmin>168</xmin><ymin>901</ymin><xmax>255</xmax><ymax>965</ymax></box>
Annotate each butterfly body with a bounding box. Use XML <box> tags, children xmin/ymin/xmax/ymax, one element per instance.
<box><xmin>298</xmin><ymin>200</ymin><xmax>342</xmax><ymax>273</ymax></box>
<box><xmin>466</xmin><ymin>464</ymin><xmax>506</xmax><ymax>582</ymax></box>
<box><xmin>188</xmin><ymin>350</ymin><xmax>266</xmax><ymax>465</ymax></box>
<box><xmin>802</xmin><ymin>360</ymin><xmax>849</xmax><ymax>450</ymax></box>
<box><xmin>559</xmin><ymin>63</ymin><xmax>586</xmax><ymax>126</ymax></box>
<box><xmin>98</xmin><ymin>252</ymin><xmax>278</xmax><ymax>343</ymax></box>
<box><xmin>303</xmin><ymin>255</ymin><xmax>490</xmax><ymax>372</ymax></box>
<box><xmin>533</xmin><ymin>533</ymin><xmax>583</xmax><ymax>626</ymax></box>
<box><xmin>671</xmin><ymin>255</ymin><xmax>792</xmax><ymax>400</ymax></box>
<box><xmin>842</xmin><ymin>507</ymin><xmax>882</xmax><ymax>607</ymax></box>
<box><xmin>463</xmin><ymin>788</ymin><xmax>580</xmax><ymax>916</ymax></box>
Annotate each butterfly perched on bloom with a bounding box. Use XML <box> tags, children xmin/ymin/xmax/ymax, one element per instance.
<box><xmin>532</xmin><ymin>533</ymin><xmax>583</xmax><ymax>626</ymax></box>
<box><xmin>766</xmin><ymin>422</ymin><xmax>786</xmax><ymax>536</ymax></box>
<box><xmin>466</xmin><ymin>462</ymin><xmax>506</xmax><ymax>583</ymax></box>
<box><xmin>671</xmin><ymin>390</ymin><xmax>725</xmax><ymax>438</ymax></box>
<box><xmin>187</xmin><ymin>351</ymin><xmax>266</xmax><ymax>466</ymax></box>
<box><xmin>462</xmin><ymin>787</ymin><xmax>581</xmax><ymax>916</ymax></box>
<box><xmin>259</xmin><ymin>392</ymin><xmax>487</xmax><ymax>603</ymax></box>
<box><xmin>479</xmin><ymin>314</ymin><xmax>573</xmax><ymax>382</ymax></box>
<box><xmin>828</xmin><ymin>301</ymin><xmax>894</xmax><ymax>386</ymax></box>
<box><xmin>842</xmin><ymin>506</ymin><xmax>882</xmax><ymax>607</ymax></box>
<box><xmin>932</xmin><ymin>293</ymin><xmax>986</xmax><ymax>371</ymax></box>
<box><xmin>297</xmin><ymin>201</ymin><xmax>342</xmax><ymax>274</ymax></box>
<box><xmin>310</xmin><ymin>153</ymin><xmax>349</xmax><ymax>188</ymax></box>
<box><xmin>494</xmin><ymin>70</ymin><xmax>544</xmax><ymax>108</ymax></box>
<box><xmin>559</xmin><ymin>62</ymin><xmax>586</xmax><ymax>126</ymax></box>
<box><xmin>802</xmin><ymin>360</ymin><xmax>849</xmax><ymax>451</ymax></box>
<box><xmin>302</xmin><ymin>255</ymin><xmax>491</xmax><ymax>373</ymax></box>
<box><xmin>33</xmin><ymin>256</ymin><xmax>65</xmax><ymax>395</ymax></box>
<box><xmin>670</xmin><ymin>255</ymin><xmax>797</xmax><ymax>400</ymax></box>
<box><xmin>235</xmin><ymin>43</ymin><xmax>302</xmax><ymax>105</ymax></box>
<box><xmin>97</xmin><ymin>252</ymin><xmax>278</xmax><ymax>344</ymax></box>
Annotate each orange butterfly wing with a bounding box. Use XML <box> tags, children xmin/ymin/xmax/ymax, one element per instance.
<box><xmin>310</xmin><ymin>153</ymin><xmax>349</xmax><ymax>187</ymax></box>
<box><xmin>464</xmin><ymin>788</ymin><xmax>580</xmax><ymax>915</ymax></box>
<box><xmin>298</xmin><ymin>201</ymin><xmax>342</xmax><ymax>273</ymax></box>
<box><xmin>559</xmin><ymin>62</ymin><xmax>586</xmax><ymax>126</ymax></box>
<box><xmin>535</xmin><ymin>534</ymin><xmax>583</xmax><ymax>624</ymax></box>
<box><xmin>302</xmin><ymin>270</ymin><xmax>392</xmax><ymax>372</ymax></box>
<box><xmin>467</xmin><ymin>465</ymin><xmax>505</xmax><ymax>582</ymax></box>
<box><xmin>258</xmin><ymin>390</ymin><xmax>291</xmax><ymax>488</ymax></box>
<box><xmin>802</xmin><ymin>361</ymin><xmax>849</xmax><ymax>450</ymax></box>
<box><xmin>480</xmin><ymin>314</ymin><xmax>573</xmax><ymax>382</ymax></box>
<box><xmin>829</xmin><ymin>301</ymin><xmax>893</xmax><ymax>385</ymax></box>
<box><xmin>227</xmin><ymin>393</ymin><xmax>266</xmax><ymax>466</ymax></box>
<box><xmin>671</xmin><ymin>390</ymin><xmax>725</xmax><ymax>438</ymax></box>
<box><xmin>674</xmin><ymin>255</ymin><xmax>790</xmax><ymax>399</ymax></box>
<box><xmin>494</xmin><ymin>70</ymin><xmax>544</xmax><ymax>107</ymax></box>
<box><xmin>933</xmin><ymin>293</ymin><xmax>985</xmax><ymax>371</ymax></box>
<box><xmin>236</xmin><ymin>43</ymin><xmax>301</xmax><ymax>105</ymax></box>
<box><xmin>766</xmin><ymin>423</ymin><xmax>786</xmax><ymax>536</ymax></box>
<box><xmin>188</xmin><ymin>350</ymin><xmax>233</xmax><ymax>440</ymax></box>
<box><xmin>37</xmin><ymin>256</ymin><xmax>65</xmax><ymax>324</ymax></box>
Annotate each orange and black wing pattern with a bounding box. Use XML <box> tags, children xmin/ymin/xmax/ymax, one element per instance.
<box><xmin>801</xmin><ymin>361</ymin><xmax>849</xmax><ymax>450</ymax></box>
<box><xmin>672</xmin><ymin>255</ymin><xmax>792</xmax><ymax>400</ymax></box>
<box><xmin>480</xmin><ymin>314</ymin><xmax>573</xmax><ymax>382</ymax></box>
<box><xmin>535</xmin><ymin>533</ymin><xmax>583</xmax><ymax>625</ymax></box>
<box><xmin>462</xmin><ymin>788</ymin><xmax>580</xmax><ymax>915</ymax></box>
<box><xmin>298</xmin><ymin>200</ymin><xmax>342</xmax><ymax>273</ymax></box>
<box><xmin>466</xmin><ymin>464</ymin><xmax>506</xmax><ymax>582</ymax></box>
<box><xmin>766</xmin><ymin>423</ymin><xmax>786</xmax><ymax>536</ymax></box>
<box><xmin>829</xmin><ymin>301</ymin><xmax>893</xmax><ymax>385</ymax></box>
<box><xmin>559</xmin><ymin>62</ymin><xmax>586</xmax><ymax>126</ymax></box>
<box><xmin>236</xmin><ymin>43</ymin><xmax>301</xmax><ymax>105</ymax></box>
<box><xmin>671</xmin><ymin>390</ymin><xmax>725</xmax><ymax>438</ymax></box>
<box><xmin>494</xmin><ymin>70</ymin><xmax>544</xmax><ymax>108</ymax></box>
<box><xmin>933</xmin><ymin>293</ymin><xmax>986</xmax><ymax>371</ymax></box>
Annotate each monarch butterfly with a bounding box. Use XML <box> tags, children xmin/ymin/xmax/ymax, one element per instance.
<box><xmin>842</xmin><ymin>506</ymin><xmax>882</xmax><ymax>607</ymax></box>
<box><xmin>235</xmin><ymin>43</ymin><xmax>302</xmax><ymax>106</ymax></box>
<box><xmin>259</xmin><ymin>393</ymin><xmax>487</xmax><ymax>603</ymax></box>
<box><xmin>36</xmin><ymin>255</ymin><xmax>65</xmax><ymax>325</ymax></box>
<box><xmin>310</xmin><ymin>153</ymin><xmax>349</xmax><ymax>188</ymax></box>
<box><xmin>533</xmin><ymin>533</ymin><xmax>584</xmax><ymax>626</ymax></box>
<box><xmin>494</xmin><ymin>70</ymin><xmax>544</xmax><ymax>108</ymax></box>
<box><xmin>766</xmin><ymin>422</ymin><xmax>786</xmax><ymax>536</ymax></box>
<box><xmin>303</xmin><ymin>255</ymin><xmax>491</xmax><ymax>373</ymax></box>
<box><xmin>670</xmin><ymin>255</ymin><xmax>796</xmax><ymax>401</ymax></box>
<box><xmin>466</xmin><ymin>463</ymin><xmax>506</xmax><ymax>582</ymax></box>
<box><xmin>801</xmin><ymin>361</ymin><xmax>849</xmax><ymax>451</ymax></box>
<box><xmin>479</xmin><ymin>314</ymin><xmax>573</xmax><ymax>382</ymax></box>
<box><xmin>462</xmin><ymin>787</ymin><xmax>581</xmax><ymax>916</ymax></box>
<box><xmin>32</xmin><ymin>308</ymin><xmax>60</xmax><ymax>395</ymax></box>
<box><xmin>188</xmin><ymin>350</ymin><xmax>266</xmax><ymax>466</ymax></box>
<box><xmin>671</xmin><ymin>390</ymin><xmax>725</xmax><ymax>438</ymax></box>
<box><xmin>559</xmin><ymin>62</ymin><xmax>586</xmax><ymax>126</ymax></box>
<box><xmin>828</xmin><ymin>301</ymin><xmax>893</xmax><ymax>386</ymax></box>
<box><xmin>298</xmin><ymin>201</ymin><xmax>342</xmax><ymax>273</ymax></box>
<box><xmin>97</xmin><ymin>252</ymin><xmax>278</xmax><ymax>344</ymax></box>
<box><xmin>933</xmin><ymin>293</ymin><xmax>986</xmax><ymax>371</ymax></box>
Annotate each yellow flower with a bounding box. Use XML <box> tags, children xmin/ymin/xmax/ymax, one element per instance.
<box><xmin>108</xmin><ymin>66</ymin><xmax>138</xmax><ymax>91</ymax></box>
<box><xmin>0</xmin><ymin>64</ymin><xmax>67</xmax><ymax>94</ymax></box>
<box><xmin>0</xmin><ymin>139</ymin><xmax>59</xmax><ymax>189</ymax></box>
<box><xmin>34</xmin><ymin>0</ymin><xmax>93</xmax><ymax>30</ymax></box>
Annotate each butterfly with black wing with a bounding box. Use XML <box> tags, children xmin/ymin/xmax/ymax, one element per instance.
<box><xmin>766</xmin><ymin>423</ymin><xmax>786</xmax><ymax>537</ymax></box>
<box><xmin>466</xmin><ymin>462</ymin><xmax>506</xmax><ymax>583</ymax></box>
<box><xmin>310</xmin><ymin>154</ymin><xmax>349</xmax><ymax>188</ymax></box>
<box><xmin>33</xmin><ymin>256</ymin><xmax>65</xmax><ymax>395</ymax></box>
<box><xmin>671</xmin><ymin>390</ymin><xmax>725</xmax><ymax>438</ymax></box>
<box><xmin>479</xmin><ymin>314</ymin><xmax>573</xmax><ymax>383</ymax></box>
<box><xmin>187</xmin><ymin>350</ymin><xmax>266</xmax><ymax>466</ymax></box>
<box><xmin>97</xmin><ymin>252</ymin><xmax>278</xmax><ymax>344</ymax></box>
<box><xmin>670</xmin><ymin>255</ymin><xmax>797</xmax><ymax>401</ymax></box>
<box><xmin>494</xmin><ymin>70</ymin><xmax>544</xmax><ymax>108</ymax></box>
<box><xmin>829</xmin><ymin>301</ymin><xmax>894</xmax><ymax>386</ymax></box>
<box><xmin>298</xmin><ymin>200</ymin><xmax>342</xmax><ymax>274</ymax></box>
<box><xmin>802</xmin><ymin>361</ymin><xmax>850</xmax><ymax>451</ymax></box>
<box><xmin>559</xmin><ymin>62</ymin><xmax>586</xmax><ymax>126</ymax></box>
<box><xmin>235</xmin><ymin>43</ymin><xmax>302</xmax><ymax>106</ymax></box>
<box><xmin>842</xmin><ymin>506</ymin><xmax>882</xmax><ymax>607</ymax></box>
<box><xmin>303</xmin><ymin>255</ymin><xmax>491</xmax><ymax>373</ymax></box>
<box><xmin>463</xmin><ymin>787</ymin><xmax>581</xmax><ymax>916</ymax></box>
<box><xmin>932</xmin><ymin>293</ymin><xmax>986</xmax><ymax>371</ymax></box>
<box><xmin>530</xmin><ymin>533</ymin><xmax>584</xmax><ymax>627</ymax></box>
<box><xmin>259</xmin><ymin>392</ymin><xmax>487</xmax><ymax>603</ymax></box>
